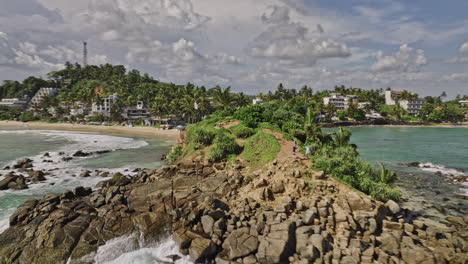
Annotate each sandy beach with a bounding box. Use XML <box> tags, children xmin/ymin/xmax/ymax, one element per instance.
<box><xmin>0</xmin><ymin>121</ymin><xmax>179</xmax><ymax>141</ymax></box>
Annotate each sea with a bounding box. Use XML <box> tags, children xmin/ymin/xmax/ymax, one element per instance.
<box><xmin>0</xmin><ymin>125</ymin><xmax>467</xmax><ymax>263</ymax></box>
<box><xmin>0</xmin><ymin>126</ymin><xmax>191</xmax><ymax>263</ymax></box>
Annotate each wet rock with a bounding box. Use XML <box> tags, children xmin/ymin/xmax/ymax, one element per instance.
<box><xmin>61</xmin><ymin>157</ymin><xmax>73</xmax><ymax>162</ymax></box>
<box><xmin>222</xmin><ymin>229</ymin><xmax>259</xmax><ymax>260</ymax></box>
<box><xmin>0</xmin><ymin>174</ymin><xmax>19</xmax><ymax>190</ymax></box>
<box><xmin>80</xmin><ymin>170</ymin><xmax>91</xmax><ymax>177</ymax></box>
<box><xmin>8</xmin><ymin>175</ymin><xmax>28</xmax><ymax>190</ymax></box>
<box><xmin>72</xmin><ymin>151</ymin><xmax>91</xmax><ymax>157</ymax></box>
<box><xmin>30</xmin><ymin>170</ymin><xmax>46</xmax><ymax>183</ymax></box>
<box><xmin>407</xmin><ymin>162</ymin><xmax>420</xmax><ymax>167</ymax></box>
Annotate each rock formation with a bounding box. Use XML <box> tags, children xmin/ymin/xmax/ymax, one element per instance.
<box><xmin>0</xmin><ymin>156</ymin><xmax>466</xmax><ymax>264</ymax></box>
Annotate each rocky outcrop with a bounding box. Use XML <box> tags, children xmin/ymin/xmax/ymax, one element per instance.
<box><xmin>0</xmin><ymin>158</ymin><xmax>467</xmax><ymax>264</ymax></box>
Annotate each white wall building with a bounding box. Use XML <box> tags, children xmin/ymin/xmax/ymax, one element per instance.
<box><xmin>460</xmin><ymin>100</ymin><xmax>468</xmax><ymax>106</ymax></box>
<box><xmin>252</xmin><ymin>97</ymin><xmax>263</xmax><ymax>105</ymax></box>
<box><xmin>0</xmin><ymin>98</ymin><xmax>29</xmax><ymax>108</ymax></box>
<box><xmin>323</xmin><ymin>93</ymin><xmax>358</xmax><ymax>110</ymax></box>
<box><xmin>385</xmin><ymin>90</ymin><xmax>425</xmax><ymax>115</ymax></box>
<box><xmin>91</xmin><ymin>94</ymin><xmax>118</xmax><ymax>117</ymax></box>
<box><xmin>30</xmin><ymin>87</ymin><xmax>60</xmax><ymax>105</ymax></box>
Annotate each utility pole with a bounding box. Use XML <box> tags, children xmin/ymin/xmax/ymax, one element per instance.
<box><xmin>83</xmin><ymin>42</ymin><xmax>88</xmax><ymax>67</ymax></box>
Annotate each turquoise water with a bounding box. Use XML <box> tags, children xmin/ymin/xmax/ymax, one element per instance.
<box><xmin>348</xmin><ymin>126</ymin><xmax>468</xmax><ymax>171</ymax></box>
<box><xmin>0</xmin><ymin>127</ymin><xmax>173</xmax><ymax>232</ymax></box>
<box><xmin>341</xmin><ymin>126</ymin><xmax>468</xmax><ymax>222</ymax></box>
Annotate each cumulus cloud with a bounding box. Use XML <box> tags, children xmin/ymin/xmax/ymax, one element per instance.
<box><xmin>459</xmin><ymin>42</ymin><xmax>468</xmax><ymax>54</ymax></box>
<box><xmin>86</xmin><ymin>0</ymin><xmax>210</xmax><ymax>43</ymax></box>
<box><xmin>445</xmin><ymin>57</ymin><xmax>468</xmax><ymax>64</ymax></box>
<box><xmin>249</xmin><ymin>6</ymin><xmax>351</xmax><ymax>67</ymax></box>
<box><xmin>371</xmin><ymin>44</ymin><xmax>427</xmax><ymax>72</ymax></box>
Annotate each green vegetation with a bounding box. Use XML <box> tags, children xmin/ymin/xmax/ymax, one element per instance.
<box><xmin>167</xmin><ymin>145</ymin><xmax>184</xmax><ymax>163</ymax></box>
<box><xmin>230</xmin><ymin>124</ymin><xmax>256</xmax><ymax>138</ymax></box>
<box><xmin>310</xmin><ymin>128</ymin><xmax>400</xmax><ymax>202</ymax></box>
<box><xmin>208</xmin><ymin>132</ymin><xmax>242</xmax><ymax>162</ymax></box>
<box><xmin>240</xmin><ymin>132</ymin><xmax>280</xmax><ymax>167</ymax></box>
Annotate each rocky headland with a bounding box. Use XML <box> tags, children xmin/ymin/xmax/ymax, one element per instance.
<box><xmin>0</xmin><ymin>148</ymin><xmax>466</xmax><ymax>264</ymax></box>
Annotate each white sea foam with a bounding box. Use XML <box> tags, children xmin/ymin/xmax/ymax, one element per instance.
<box><xmin>418</xmin><ymin>162</ymin><xmax>466</xmax><ymax>177</ymax></box>
<box><xmin>84</xmin><ymin>233</ymin><xmax>192</xmax><ymax>264</ymax></box>
<box><xmin>418</xmin><ymin>162</ymin><xmax>467</xmax><ymax>196</ymax></box>
<box><xmin>0</xmin><ymin>130</ymin><xmax>151</xmax><ymax>234</ymax></box>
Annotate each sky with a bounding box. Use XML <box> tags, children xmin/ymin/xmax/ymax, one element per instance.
<box><xmin>0</xmin><ymin>0</ymin><xmax>467</xmax><ymax>97</ymax></box>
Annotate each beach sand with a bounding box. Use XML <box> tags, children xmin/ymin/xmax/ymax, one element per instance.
<box><xmin>0</xmin><ymin>121</ymin><xmax>179</xmax><ymax>141</ymax></box>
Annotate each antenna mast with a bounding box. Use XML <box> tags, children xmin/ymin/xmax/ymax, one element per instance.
<box><xmin>83</xmin><ymin>42</ymin><xmax>88</xmax><ymax>66</ymax></box>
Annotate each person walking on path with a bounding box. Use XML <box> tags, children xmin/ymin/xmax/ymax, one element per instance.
<box><xmin>305</xmin><ymin>145</ymin><xmax>311</xmax><ymax>157</ymax></box>
<box><xmin>292</xmin><ymin>139</ymin><xmax>297</xmax><ymax>156</ymax></box>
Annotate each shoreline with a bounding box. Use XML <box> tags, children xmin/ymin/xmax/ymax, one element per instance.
<box><xmin>0</xmin><ymin>121</ymin><xmax>179</xmax><ymax>141</ymax></box>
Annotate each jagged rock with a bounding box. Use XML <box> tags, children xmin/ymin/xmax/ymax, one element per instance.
<box><xmin>74</xmin><ymin>186</ymin><xmax>92</xmax><ymax>197</ymax></box>
<box><xmin>254</xmin><ymin>178</ymin><xmax>268</xmax><ymax>188</ymax></box>
<box><xmin>96</xmin><ymin>173</ymin><xmax>131</xmax><ymax>188</ymax></box>
<box><xmin>0</xmin><ymin>174</ymin><xmax>19</xmax><ymax>190</ymax></box>
<box><xmin>189</xmin><ymin>237</ymin><xmax>217</xmax><ymax>263</ymax></box>
<box><xmin>377</xmin><ymin>233</ymin><xmax>400</xmax><ymax>256</ymax></box>
<box><xmin>30</xmin><ymin>170</ymin><xmax>46</xmax><ymax>183</ymax></box>
<box><xmin>344</xmin><ymin>191</ymin><xmax>372</xmax><ymax>212</ymax></box>
<box><xmin>385</xmin><ymin>200</ymin><xmax>400</xmax><ymax>215</ymax></box>
<box><xmin>7</xmin><ymin>175</ymin><xmax>28</xmax><ymax>190</ymax></box>
<box><xmin>271</xmin><ymin>181</ymin><xmax>285</xmax><ymax>194</ymax></box>
<box><xmin>222</xmin><ymin>229</ymin><xmax>259</xmax><ymax>260</ymax></box>
<box><xmin>80</xmin><ymin>170</ymin><xmax>91</xmax><ymax>177</ymax></box>
<box><xmin>13</xmin><ymin>158</ymin><xmax>33</xmax><ymax>169</ymax></box>
<box><xmin>201</xmin><ymin>215</ymin><xmax>215</xmax><ymax>235</ymax></box>
<box><xmin>303</xmin><ymin>208</ymin><xmax>318</xmax><ymax>225</ymax></box>
<box><xmin>257</xmin><ymin>221</ymin><xmax>296</xmax><ymax>263</ymax></box>
<box><xmin>73</xmin><ymin>150</ymin><xmax>91</xmax><ymax>157</ymax></box>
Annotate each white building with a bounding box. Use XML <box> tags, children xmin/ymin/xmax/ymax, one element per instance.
<box><xmin>91</xmin><ymin>94</ymin><xmax>118</xmax><ymax>117</ymax></box>
<box><xmin>323</xmin><ymin>93</ymin><xmax>358</xmax><ymax>110</ymax></box>
<box><xmin>460</xmin><ymin>100</ymin><xmax>468</xmax><ymax>106</ymax></box>
<box><xmin>30</xmin><ymin>87</ymin><xmax>60</xmax><ymax>105</ymax></box>
<box><xmin>252</xmin><ymin>97</ymin><xmax>263</xmax><ymax>105</ymax></box>
<box><xmin>121</xmin><ymin>101</ymin><xmax>150</xmax><ymax>120</ymax></box>
<box><xmin>385</xmin><ymin>90</ymin><xmax>424</xmax><ymax>115</ymax></box>
<box><xmin>0</xmin><ymin>98</ymin><xmax>29</xmax><ymax>108</ymax></box>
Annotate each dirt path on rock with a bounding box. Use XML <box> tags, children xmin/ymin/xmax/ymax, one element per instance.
<box><xmin>261</xmin><ymin>129</ymin><xmax>311</xmax><ymax>167</ymax></box>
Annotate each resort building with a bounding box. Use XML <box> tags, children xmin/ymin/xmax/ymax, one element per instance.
<box><xmin>0</xmin><ymin>98</ymin><xmax>29</xmax><ymax>108</ymax></box>
<box><xmin>323</xmin><ymin>93</ymin><xmax>358</xmax><ymax>110</ymax></box>
<box><xmin>121</xmin><ymin>101</ymin><xmax>151</xmax><ymax>120</ymax></box>
<box><xmin>91</xmin><ymin>93</ymin><xmax>118</xmax><ymax>117</ymax></box>
<box><xmin>385</xmin><ymin>90</ymin><xmax>425</xmax><ymax>115</ymax></box>
<box><xmin>30</xmin><ymin>87</ymin><xmax>60</xmax><ymax>105</ymax></box>
<box><xmin>460</xmin><ymin>100</ymin><xmax>468</xmax><ymax>106</ymax></box>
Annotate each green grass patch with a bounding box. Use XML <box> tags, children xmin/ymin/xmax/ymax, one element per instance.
<box><xmin>240</xmin><ymin>132</ymin><xmax>280</xmax><ymax>167</ymax></box>
<box><xmin>230</xmin><ymin>124</ymin><xmax>256</xmax><ymax>138</ymax></box>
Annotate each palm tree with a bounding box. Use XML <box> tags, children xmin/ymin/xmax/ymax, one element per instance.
<box><xmin>212</xmin><ymin>86</ymin><xmax>234</xmax><ymax>110</ymax></box>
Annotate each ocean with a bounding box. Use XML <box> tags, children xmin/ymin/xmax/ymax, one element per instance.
<box><xmin>0</xmin><ymin>127</ymin><xmax>191</xmax><ymax>263</ymax></box>
<box><xmin>0</xmin><ymin>125</ymin><xmax>467</xmax><ymax>262</ymax></box>
<box><xmin>344</xmin><ymin>126</ymin><xmax>468</xmax><ymax>224</ymax></box>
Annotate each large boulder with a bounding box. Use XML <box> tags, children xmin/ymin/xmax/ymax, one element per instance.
<box><xmin>222</xmin><ymin>229</ymin><xmax>259</xmax><ymax>260</ymax></box>
<box><xmin>343</xmin><ymin>191</ymin><xmax>373</xmax><ymax>212</ymax></box>
<box><xmin>0</xmin><ymin>174</ymin><xmax>19</xmax><ymax>190</ymax></box>
<box><xmin>8</xmin><ymin>175</ymin><xmax>28</xmax><ymax>190</ymax></box>
<box><xmin>30</xmin><ymin>171</ymin><xmax>46</xmax><ymax>183</ymax></box>
<box><xmin>256</xmin><ymin>221</ymin><xmax>296</xmax><ymax>263</ymax></box>
<box><xmin>189</xmin><ymin>237</ymin><xmax>217</xmax><ymax>263</ymax></box>
<box><xmin>385</xmin><ymin>200</ymin><xmax>400</xmax><ymax>215</ymax></box>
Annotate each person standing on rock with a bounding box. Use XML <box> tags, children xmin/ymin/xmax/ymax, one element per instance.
<box><xmin>293</xmin><ymin>139</ymin><xmax>297</xmax><ymax>156</ymax></box>
<box><xmin>305</xmin><ymin>145</ymin><xmax>311</xmax><ymax>157</ymax></box>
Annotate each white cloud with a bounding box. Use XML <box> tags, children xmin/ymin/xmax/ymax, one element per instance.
<box><xmin>459</xmin><ymin>42</ymin><xmax>468</xmax><ymax>54</ymax></box>
<box><xmin>443</xmin><ymin>72</ymin><xmax>468</xmax><ymax>81</ymax></box>
<box><xmin>445</xmin><ymin>57</ymin><xmax>468</xmax><ymax>64</ymax></box>
<box><xmin>371</xmin><ymin>44</ymin><xmax>427</xmax><ymax>72</ymax></box>
<box><xmin>248</xmin><ymin>6</ymin><xmax>350</xmax><ymax>67</ymax></box>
